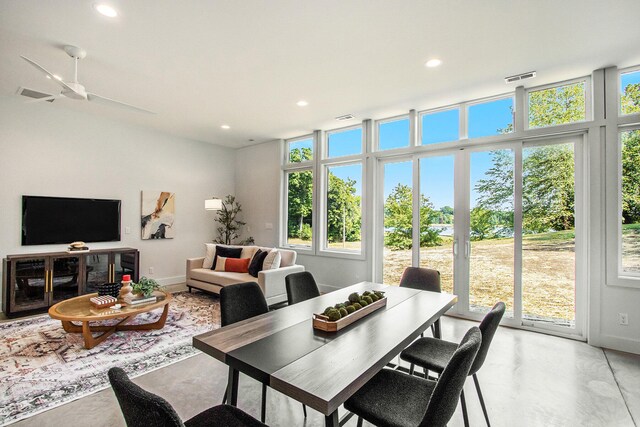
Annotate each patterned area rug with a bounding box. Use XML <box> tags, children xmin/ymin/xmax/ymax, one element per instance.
<box><xmin>0</xmin><ymin>292</ymin><xmax>220</xmax><ymax>426</ymax></box>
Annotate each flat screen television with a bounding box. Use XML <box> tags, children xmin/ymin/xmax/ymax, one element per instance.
<box><xmin>22</xmin><ymin>195</ymin><xmax>121</xmax><ymax>245</ymax></box>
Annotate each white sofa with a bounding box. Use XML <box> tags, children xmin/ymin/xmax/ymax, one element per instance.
<box><xmin>186</xmin><ymin>245</ymin><xmax>304</xmax><ymax>305</ymax></box>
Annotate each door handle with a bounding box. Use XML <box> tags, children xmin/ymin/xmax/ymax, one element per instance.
<box><xmin>465</xmin><ymin>240</ymin><xmax>470</xmax><ymax>259</ymax></box>
<box><xmin>453</xmin><ymin>239</ymin><xmax>459</xmax><ymax>256</ymax></box>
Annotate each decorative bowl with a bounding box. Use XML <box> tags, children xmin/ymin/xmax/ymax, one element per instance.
<box><xmin>98</xmin><ymin>282</ymin><xmax>122</xmax><ymax>298</ymax></box>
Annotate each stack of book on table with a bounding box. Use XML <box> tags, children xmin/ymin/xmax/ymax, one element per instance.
<box><xmin>124</xmin><ymin>294</ymin><xmax>157</xmax><ymax>306</ymax></box>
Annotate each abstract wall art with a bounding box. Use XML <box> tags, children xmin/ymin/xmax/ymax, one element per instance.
<box><xmin>141</xmin><ymin>191</ymin><xmax>175</xmax><ymax>240</ymax></box>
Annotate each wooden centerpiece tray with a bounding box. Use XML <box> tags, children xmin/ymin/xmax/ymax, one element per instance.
<box><xmin>313</xmin><ymin>296</ymin><xmax>387</xmax><ymax>332</ymax></box>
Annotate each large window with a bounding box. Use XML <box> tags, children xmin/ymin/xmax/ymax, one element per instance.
<box><xmin>325</xmin><ymin>163</ymin><xmax>362</xmax><ymax>252</ymax></box>
<box><xmin>621</xmin><ymin>69</ymin><xmax>640</xmax><ymax>115</ymax></box>
<box><xmin>467</xmin><ymin>96</ymin><xmax>514</xmax><ymax>138</ymax></box>
<box><xmin>378</xmin><ymin>117</ymin><xmax>410</xmax><ymax>151</ymax></box>
<box><xmin>527</xmin><ymin>80</ymin><xmax>588</xmax><ymax>128</ymax></box>
<box><xmin>287</xmin><ymin>136</ymin><xmax>313</xmax><ymax>163</ymax></box>
<box><xmin>327</xmin><ymin>126</ymin><xmax>363</xmax><ymax>158</ymax></box>
<box><xmin>421</xmin><ymin>108</ymin><xmax>459</xmax><ymax>145</ymax></box>
<box><xmin>620</xmin><ymin>129</ymin><xmax>640</xmax><ymax>274</ymax></box>
<box><xmin>285</xmin><ymin>169</ymin><xmax>313</xmax><ymax>247</ymax></box>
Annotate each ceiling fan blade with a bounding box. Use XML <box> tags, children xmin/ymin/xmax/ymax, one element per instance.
<box><xmin>24</xmin><ymin>95</ymin><xmax>59</xmax><ymax>104</ymax></box>
<box><xmin>20</xmin><ymin>55</ymin><xmax>75</xmax><ymax>92</ymax></box>
<box><xmin>87</xmin><ymin>92</ymin><xmax>155</xmax><ymax>115</ymax></box>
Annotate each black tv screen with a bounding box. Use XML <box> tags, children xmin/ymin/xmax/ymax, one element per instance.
<box><xmin>22</xmin><ymin>195</ymin><xmax>121</xmax><ymax>245</ymax></box>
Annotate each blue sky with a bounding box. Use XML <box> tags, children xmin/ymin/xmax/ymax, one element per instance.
<box><xmin>422</xmin><ymin>109</ymin><xmax>459</xmax><ymax>144</ymax></box>
<box><xmin>621</xmin><ymin>70</ymin><xmax>640</xmax><ymax>100</ymax></box>
<box><xmin>468</xmin><ymin>97</ymin><xmax>513</xmax><ymax>138</ymax></box>
<box><xmin>329</xmin><ymin>163</ymin><xmax>362</xmax><ymax>196</ymax></box>
<box><xmin>328</xmin><ymin>127</ymin><xmax>362</xmax><ymax>157</ymax></box>
<box><xmin>379</xmin><ymin>118</ymin><xmax>409</xmax><ymax>150</ymax></box>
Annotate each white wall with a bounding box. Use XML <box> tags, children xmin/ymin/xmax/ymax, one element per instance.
<box><xmin>0</xmin><ymin>96</ymin><xmax>236</xmax><ymax>303</ymax></box>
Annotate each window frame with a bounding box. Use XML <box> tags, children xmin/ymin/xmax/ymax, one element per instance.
<box><xmin>524</xmin><ymin>76</ymin><xmax>592</xmax><ymax>130</ymax></box>
<box><xmin>418</xmin><ymin>105</ymin><xmax>461</xmax><ymax>146</ymax></box>
<box><xmin>325</xmin><ymin>123</ymin><xmax>365</xmax><ymax>160</ymax></box>
<box><xmin>281</xmin><ymin>166</ymin><xmax>315</xmax><ymax>252</ymax></box>
<box><xmin>375</xmin><ymin>114</ymin><xmax>411</xmax><ymax>152</ymax></box>
<box><xmin>285</xmin><ymin>134</ymin><xmax>314</xmax><ymax>166</ymax></box>
<box><xmin>465</xmin><ymin>93</ymin><xmax>516</xmax><ymax>140</ymax></box>
<box><xmin>619</xmin><ymin>65</ymin><xmax>640</xmax><ymax>116</ymax></box>
<box><xmin>319</xmin><ymin>159</ymin><xmax>366</xmax><ymax>257</ymax></box>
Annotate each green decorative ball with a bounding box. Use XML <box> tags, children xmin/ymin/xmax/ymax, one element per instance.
<box><xmin>327</xmin><ymin>310</ymin><xmax>342</xmax><ymax>321</ymax></box>
<box><xmin>334</xmin><ymin>303</ymin><xmax>346</xmax><ymax>309</ymax></box>
<box><xmin>374</xmin><ymin>291</ymin><xmax>384</xmax><ymax>299</ymax></box>
<box><xmin>339</xmin><ymin>307</ymin><xmax>348</xmax><ymax>317</ymax></box>
<box><xmin>359</xmin><ymin>299</ymin><xmax>369</xmax><ymax>307</ymax></box>
<box><xmin>363</xmin><ymin>296</ymin><xmax>373</xmax><ymax>305</ymax></box>
<box><xmin>369</xmin><ymin>294</ymin><xmax>379</xmax><ymax>302</ymax></box>
<box><xmin>346</xmin><ymin>305</ymin><xmax>356</xmax><ymax>314</ymax></box>
<box><xmin>362</xmin><ymin>291</ymin><xmax>371</xmax><ymax>296</ymax></box>
<box><xmin>344</xmin><ymin>301</ymin><xmax>351</xmax><ymax>307</ymax></box>
<box><xmin>348</xmin><ymin>292</ymin><xmax>360</xmax><ymax>303</ymax></box>
<box><xmin>323</xmin><ymin>306</ymin><xmax>335</xmax><ymax>315</ymax></box>
<box><xmin>353</xmin><ymin>303</ymin><xmax>362</xmax><ymax>310</ymax></box>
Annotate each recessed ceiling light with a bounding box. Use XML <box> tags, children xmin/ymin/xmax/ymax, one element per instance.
<box><xmin>425</xmin><ymin>59</ymin><xmax>442</xmax><ymax>68</ymax></box>
<box><xmin>94</xmin><ymin>4</ymin><xmax>118</xmax><ymax>17</ymax></box>
<box><xmin>221</xmin><ymin>125</ymin><xmax>230</xmax><ymax>130</ymax></box>
<box><xmin>296</xmin><ymin>100</ymin><xmax>308</xmax><ymax>107</ymax></box>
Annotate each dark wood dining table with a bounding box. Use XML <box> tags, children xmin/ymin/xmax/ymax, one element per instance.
<box><xmin>193</xmin><ymin>281</ymin><xmax>457</xmax><ymax>426</ymax></box>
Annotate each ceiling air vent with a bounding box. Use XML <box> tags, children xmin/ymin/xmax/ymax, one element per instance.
<box><xmin>504</xmin><ymin>71</ymin><xmax>536</xmax><ymax>84</ymax></box>
<box><xmin>17</xmin><ymin>87</ymin><xmax>55</xmax><ymax>102</ymax></box>
<box><xmin>335</xmin><ymin>113</ymin><xmax>355</xmax><ymax>121</ymax></box>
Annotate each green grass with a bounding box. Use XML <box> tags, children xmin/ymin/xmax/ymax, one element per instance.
<box><xmin>622</xmin><ymin>223</ymin><xmax>640</xmax><ymax>231</ymax></box>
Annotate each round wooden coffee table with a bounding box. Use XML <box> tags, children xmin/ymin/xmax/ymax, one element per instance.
<box><xmin>48</xmin><ymin>291</ymin><xmax>172</xmax><ymax>349</ymax></box>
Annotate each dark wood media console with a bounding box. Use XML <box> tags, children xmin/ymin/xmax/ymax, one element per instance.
<box><xmin>2</xmin><ymin>248</ymin><xmax>139</xmax><ymax>318</ymax></box>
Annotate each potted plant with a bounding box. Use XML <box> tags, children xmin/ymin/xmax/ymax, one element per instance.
<box><xmin>214</xmin><ymin>195</ymin><xmax>254</xmax><ymax>245</ymax></box>
<box><xmin>132</xmin><ymin>277</ymin><xmax>161</xmax><ymax>297</ymax></box>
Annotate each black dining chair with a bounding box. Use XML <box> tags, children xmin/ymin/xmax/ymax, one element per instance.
<box><xmin>345</xmin><ymin>327</ymin><xmax>482</xmax><ymax>427</ymax></box>
<box><xmin>399</xmin><ymin>267</ymin><xmax>442</xmax><ymax>338</ymax></box>
<box><xmin>220</xmin><ymin>281</ymin><xmax>307</xmax><ymax>422</ymax></box>
<box><xmin>108</xmin><ymin>367</ymin><xmax>266</xmax><ymax>427</ymax></box>
<box><xmin>285</xmin><ymin>271</ymin><xmax>320</xmax><ymax>305</ymax></box>
<box><xmin>400</xmin><ymin>301</ymin><xmax>505</xmax><ymax>427</ymax></box>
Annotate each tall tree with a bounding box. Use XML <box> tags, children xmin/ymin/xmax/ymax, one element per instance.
<box><xmin>326</xmin><ymin>172</ymin><xmax>361</xmax><ymax>244</ymax></box>
<box><xmin>287</xmin><ymin>147</ymin><xmax>313</xmax><ymax>239</ymax></box>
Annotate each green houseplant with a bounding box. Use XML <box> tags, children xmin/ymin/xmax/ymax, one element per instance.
<box><xmin>132</xmin><ymin>277</ymin><xmax>161</xmax><ymax>297</ymax></box>
<box><xmin>214</xmin><ymin>195</ymin><xmax>254</xmax><ymax>245</ymax></box>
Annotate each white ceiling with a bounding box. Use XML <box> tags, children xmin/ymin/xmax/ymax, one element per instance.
<box><xmin>1</xmin><ymin>0</ymin><xmax>639</xmax><ymax>148</ymax></box>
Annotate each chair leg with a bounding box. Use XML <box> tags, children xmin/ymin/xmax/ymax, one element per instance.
<box><xmin>409</xmin><ymin>363</ymin><xmax>415</xmax><ymax>375</ymax></box>
<box><xmin>302</xmin><ymin>404</ymin><xmax>307</xmax><ymax>418</ymax></box>
<box><xmin>460</xmin><ymin>389</ymin><xmax>470</xmax><ymax>427</ymax></box>
<box><xmin>434</xmin><ymin>318</ymin><xmax>442</xmax><ymax>338</ymax></box>
<box><xmin>473</xmin><ymin>373</ymin><xmax>491</xmax><ymax>426</ymax></box>
<box><xmin>261</xmin><ymin>383</ymin><xmax>267</xmax><ymax>423</ymax></box>
<box><xmin>222</xmin><ymin>389</ymin><xmax>227</xmax><ymax>404</ymax></box>
<box><xmin>357</xmin><ymin>416</ymin><xmax>363</xmax><ymax>427</ymax></box>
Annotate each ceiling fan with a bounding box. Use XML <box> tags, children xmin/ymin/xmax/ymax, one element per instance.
<box><xmin>20</xmin><ymin>45</ymin><xmax>155</xmax><ymax>114</ymax></box>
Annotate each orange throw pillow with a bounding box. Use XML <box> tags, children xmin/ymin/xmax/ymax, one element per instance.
<box><xmin>224</xmin><ymin>257</ymin><xmax>251</xmax><ymax>273</ymax></box>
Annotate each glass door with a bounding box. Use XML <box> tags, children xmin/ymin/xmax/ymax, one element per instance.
<box><xmin>50</xmin><ymin>255</ymin><xmax>81</xmax><ymax>304</ymax></box>
<box><xmin>521</xmin><ymin>138</ymin><xmax>582</xmax><ymax>332</ymax></box>
<box><xmin>467</xmin><ymin>148</ymin><xmax>516</xmax><ymax>319</ymax></box>
<box><xmin>84</xmin><ymin>252</ymin><xmax>111</xmax><ymax>294</ymax></box>
<box><xmin>380</xmin><ymin>159</ymin><xmax>414</xmax><ymax>285</ymax></box>
<box><xmin>419</xmin><ymin>154</ymin><xmax>456</xmax><ymax>294</ymax></box>
<box><xmin>9</xmin><ymin>257</ymin><xmax>48</xmax><ymax>312</ymax></box>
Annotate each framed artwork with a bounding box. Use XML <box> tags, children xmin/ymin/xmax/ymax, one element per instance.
<box><xmin>141</xmin><ymin>191</ymin><xmax>175</xmax><ymax>239</ymax></box>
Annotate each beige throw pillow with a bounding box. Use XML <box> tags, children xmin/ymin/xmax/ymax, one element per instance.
<box><xmin>214</xmin><ymin>256</ymin><xmax>227</xmax><ymax>271</ymax></box>
<box><xmin>263</xmin><ymin>249</ymin><xmax>281</xmax><ymax>270</ymax></box>
<box><xmin>203</xmin><ymin>244</ymin><xmax>216</xmax><ymax>269</ymax></box>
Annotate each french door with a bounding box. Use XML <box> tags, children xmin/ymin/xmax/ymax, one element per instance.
<box><xmin>376</xmin><ymin>135</ymin><xmax>585</xmax><ymax>337</ymax></box>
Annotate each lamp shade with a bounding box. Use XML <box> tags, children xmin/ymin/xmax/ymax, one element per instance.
<box><xmin>205</xmin><ymin>198</ymin><xmax>223</xmax><ymax>211</ymax></box>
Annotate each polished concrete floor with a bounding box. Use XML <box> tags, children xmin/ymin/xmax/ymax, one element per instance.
<box><xmin>9</xmin><ymin>317</ymin><xmax>640</xmax><ymax>427</ymax></box>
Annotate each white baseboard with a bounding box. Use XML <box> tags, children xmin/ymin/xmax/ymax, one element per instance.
<box><xmin>154</xmin><ymin>275</ymin><xmax>186</xmax><ymax>287</ymax></box>
<box><xmin>318</xmin><ymin>283</ymin><xmax>342</xmax><ymax>293</ymax></box>
<box><xmin>591</xmin><ymin>333</ymin><xmax>640</xmax><ymax>354</ymax></box>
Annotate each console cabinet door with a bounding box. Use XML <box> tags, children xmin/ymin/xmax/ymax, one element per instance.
<box><xmin>83</xmin><ymin>252</ymin><xmax>111</xmax><ymax>294</ymax></box>
<box><xmin>113</xmin><ymin>250</ymin><xmax>139</xmax><ymax>283</ymax></box>
<box><xmin>8</xmin><ymin>257</ymin><xmax>49</xmax><ymax>313</ymax></box>
<box><xmin>50</xmin><ymin>255</ymin><xmax>82</xmax><ymax>304</ymax></box>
